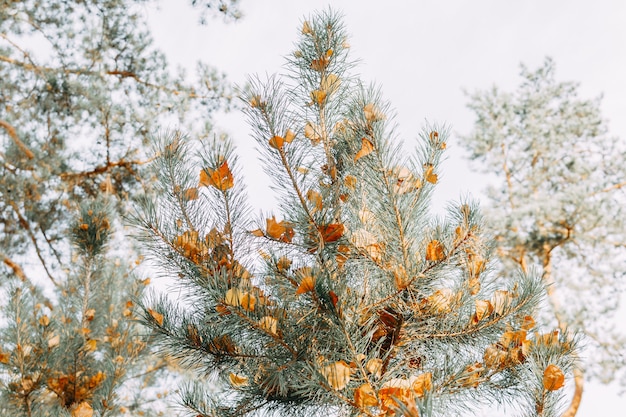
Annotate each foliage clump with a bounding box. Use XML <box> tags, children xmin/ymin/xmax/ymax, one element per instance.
<box><xmin>133</xmin><ymin>10</ymin><xmax>577</xmax><ymax>417</ymax></box>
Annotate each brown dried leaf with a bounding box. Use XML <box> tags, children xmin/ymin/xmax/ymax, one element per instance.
<box><xmin>319</xmin><ymin>223</ymin><xmax>344</xmax><ymax>243</ymax></box>
<box><xmin>304</xmin><ymin>121</ymin><xmax>323</xmax><ymax>145</ymax></box>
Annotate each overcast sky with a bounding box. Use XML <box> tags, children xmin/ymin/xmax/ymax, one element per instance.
<box><xmin>148</xmin><ymin>1</ymin><xmax>626</xmax><ymax>415</ymax></box>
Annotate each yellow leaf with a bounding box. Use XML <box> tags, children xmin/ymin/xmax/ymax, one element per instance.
<box><xmin>427</xmin><ymin>288</ymin><xmax>455</xmax><ymax>314</ymax></box>
<box><xmin>543</xmin><ymin>364</ymin><xmax>565</xmax><ymax>391</ymax></box>
<box><xmin>365</xmin><ymin>358</ymin><xmax>383</xmax><ymax>379</ymax></box>
<box><xmin>425</xmin><ymin>240</ymin><xmax>445</xmax><ymax>261</ymax></box>
<box><xmin>321</xmin><ymin>73</ymin><xmax>340</xmax><ymax>96</ymax></box>
<box><xmin>269</xmin><ymin>135</ymin><xmax>285</xmax><ymax>149</ymax></box>
<box><xmin>484</xmin><ymin>344</ymin><xmax>508</xmax><ymax>369</ymax></box>
<box><xmin>85</xmin><ymin>339</ymin><xmax>97</xmax><ymax>352</ymax></box>
<box><xmin>363</xmin><ymin>103</ymin><xmax>385</xmax><ymax>122</ymax></box>
<box><xmin>472</xmin><ymin>299</ymin><xmax>493</xmax><ymax>324</ymax></box>
<box><xmin>307</xmin><ymin>189</ymin><xmax>323</xmax><ymax>213</ymax></box>
<box><xmin>301</xmin><ymin>21</ymin><xmax>313</xmax><ymax>34</ymax></box>
<box><xmin>71</xmin><ymin>402</ymin><xmax>93</xmax><ymax>417</ymax></box>
<box><xmin>148</xmin><ymin>309</ymin><xmax>164</xmax><ymax>326</ymax></box>
<box><xmin>304</xmin><ymin>121</ymin><xmax>323</xmax><ymax>145</ymax></box>
<box><xmin>321</xmin><ymin>361</ymin><xmax>351</xmax><ymax>390</ymax></box>
<box><xmin>199</xmin><ymin>160</ymin><xmax>234</xmax><ymax>191</ymax></box>
<box><xmin>354</xmin><ymin>383</ymin><xmax>378</xmax><ymax>408</ymax></box>
<box><xmin>284</xmin><ymin>129</ymin><xmax>296</xmax><ymax>143</ymax></box>
<box><xmin>354</xmin><ymin>138</ymin><xmax>374</xmax><ymax>162</ymax></box>
<box><xmin>310</xmin><ymin>89</ymin><xmax>327</xmax><ymax>105</ymax></box>
<box><xmin>225</xmin><ymin>288</ymin><xmax>243</xmax><ymax>307</ymax></box>
<box><xmin>259</xmin><ymin>316</ymin><xmax>278</xmax><ymax>335</ymax></box>
<box><xmin>492</xmin><ymin>290</ymin><xmax>512</xmax><ymax>315</ymax></box>
<box><xmin>39</xmin><ymin>315</ymin><xmax>50</xmax><ymax>326</ymax></box>
<box><xmin>48</xmin><ymin>335</ymin><xmax>60</xmax><ymax>348</ymax></box>
<box><xmin>229</xmin><ymin>372</ymin><xmax>249</xmax><ymax>387</ymax></box>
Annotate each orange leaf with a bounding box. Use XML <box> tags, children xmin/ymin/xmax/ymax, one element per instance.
<box><xmin>269</xmin><ymin>135</ymin><xmax>285</xmax><ymax>149</ymax></box>
<box><xmin>229</xmin><ymin>372</ymin><xmax>249</xmax><ymax>387</ymax></box>
<box><xmin>354</xmin><ymin>383</ymin><xmax>378</xmax><ymax>408</ymax></box>
<box><xmin>426</xmin><ymin>240</ymin><xmax>445</xmax><ymax>261</ymax></box>
<box><xmin>424</xmin><ymin>164</ymin><xmax>438</xmax><ymax>184</ymax></box>
<box><xmin>266</xmin><ymin>216</ymin><xmax>286</xmax><ymax>239</ymax></box>
<box><xmin>543</xmin><ymin>364</ymin><xmax>565</xmax><ymax>391</ymax></box>
<box><xmin>296</xmin><ymin>275</ymin><xmax>315</xmax><ymax>295</ymax></box>
<box><xmin>148</xmin><ymin>309</ymin><xmax>164</xmax><ymax>326</ymax></box>
<box><xmin>266</xmin><ymin>216</ymin><xmax>294</xmax><ymax>243</ymax></box>
<box><xmin>0</xmin><ymin>348</ymin><xmax>9</xmax><ymax>364</ymax></box>
<box><xmin>319</xmin><ymin>223</ymin><xmax>344</xmax><ymax>243</ymax></box>
<box><xmin>354</xmin><ymin>137</ymin><xmax>374</xmax><ymax>162</ymax></box>
<box><xmin>329</xmin><ymin>290</ymin><xmax>339</xmax><ymax>308</ymax></box>
<box><xmin>311</xmin><ymin>56</ymin><xmax>329</xmax><ymax>72</ymax></box>
<box><xmin>199</xmin><ymin>160</ymin><xmax>234</xmax><ymax>191</ymax></box>
<box><xmin>250</xmin><ymin>229</ymin><xmax>265</xmax><ymax>237</ymax></box>
<box><xmin>412</xmin><ymin>372</ymin><xmax>433</xmax><ymax>398</ymax></box>
<box><xmin>344</xmin><ymin>175</ymin><xmax>357</xmax><ymax>190</ymax></box>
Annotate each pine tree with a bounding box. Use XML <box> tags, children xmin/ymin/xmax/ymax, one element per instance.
<box><xmin>461</xmin><ymin>58</ymin><xmax>626</xmax><ymax>416</ymax></box>
<box><xmin>1</xmin><ymin>0</ymin><xmax>239</xmax><ymax>415</ymax></box>
<box><xmin>133</xmin><ymin>10</ymin><xmax>577</xmax><ymax>417</ymax></box>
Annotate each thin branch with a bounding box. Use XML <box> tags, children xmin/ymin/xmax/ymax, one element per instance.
<box><xmin>0</xmin><ymin>119</ymin><xmax>35</xmax><ymax>159</ymax></box>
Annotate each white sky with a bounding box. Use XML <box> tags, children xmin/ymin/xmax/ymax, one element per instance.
<box><xmin>148</xmin><ymin>1</ymin><xmax>626</xmax><ymax>415</ymax></box>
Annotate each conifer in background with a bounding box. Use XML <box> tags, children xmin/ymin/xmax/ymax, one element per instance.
<box><xmin>134</xmin><ymin>10</ymin><xmax>576</xmax><ymax>417</ymax></box>
<box><xmin>462</xmin><ymin>58</ymin><xmax>626</xmax><ymax>417</ymax></box>
<box><xmin>1</xmin><ymin>0</ymin><xmax>240</xmax><ymax>415</ymax></box>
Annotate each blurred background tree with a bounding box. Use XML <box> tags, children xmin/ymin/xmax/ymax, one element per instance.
<box><xmin>461</xmin><ymin>58</ymin><xmax>626</xmax><ymax>417</ymax></box>
<box><xmin>133</xmin><ymin>10</ymin><xmax>576</xmax><ymax>417</ymax></box>
<box><xmin>0</xmin><ymin>0</ymin><xmax>242</xmax><ymax>415</ymax></box>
